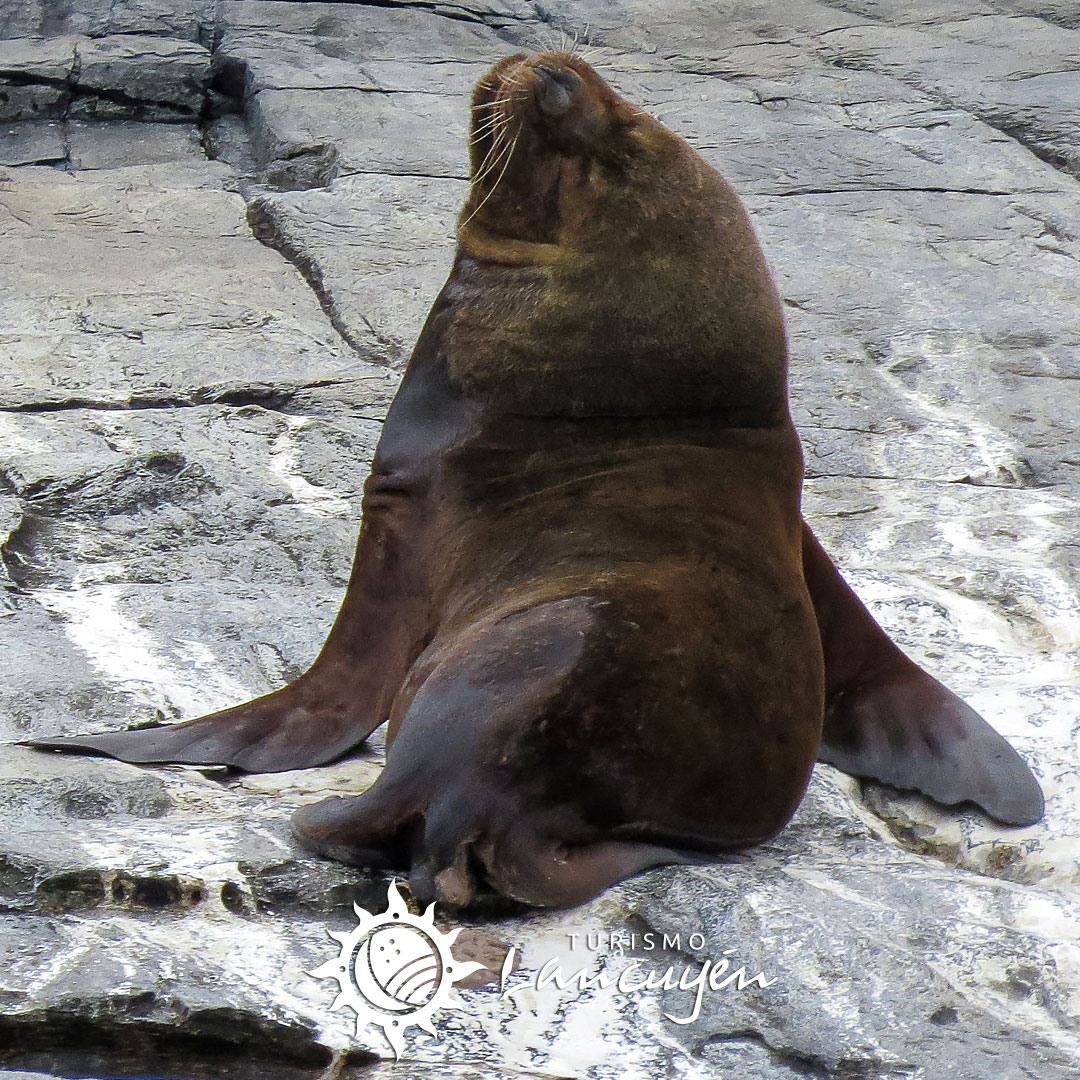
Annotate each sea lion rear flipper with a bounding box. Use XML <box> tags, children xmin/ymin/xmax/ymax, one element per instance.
<box><xmin>475</xmin><ymin>828</ymin><xmax>700</xmax><ymax>909</ymax></box>
<box><xmin>803</xmin><ymin>523</ymin><xmax>1045</xmax><ymax>826</ymax></box>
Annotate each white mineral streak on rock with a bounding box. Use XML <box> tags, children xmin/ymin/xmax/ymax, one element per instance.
<box><xmin>268</xmin><ymin>415</ymin><xmax>352</xmax><ymax>518</ymax></box>
<box><xmin>1013</xmin><ymin>894</ymin><xmax>1080</xmax><ymax>1015</ymax></box>
<box><xmin>946</xmin><ymin>888</ymin><xmax>1080</xmax><ymax>1063</ymax></box>
<box><xmin>840</xmin><ymin>479</ymin><xmax>1080</xmax><ymax>885</ymax></box>
<box><xmin>467</xmin><ymin>905</ymin><xmax>689</xmax><ymax>1079</ymax></box>
<box><xmin>939</xmin><ymin>495</ymin><xmax>1080</xmax><ymax>663</ymax></box>
<box><xmin>35</xmin><ymin>582</ymin><xmax>251</xmax><ymax>718</ymax></box>
<box><xmin>22</xmin><ymin>939</ymin><xmax>98</xmax><ymax>1001</ymax></box>
<box><xmin>877</xmin><ymin>343</ymin><xmax>1034</xmax><ymax>485</ymax></box>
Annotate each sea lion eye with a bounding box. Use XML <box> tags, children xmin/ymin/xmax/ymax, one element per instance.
<box><xmin>534</xmin><ymin>64</ymin><xmax>581</xmax><ymax>117</ymax></box>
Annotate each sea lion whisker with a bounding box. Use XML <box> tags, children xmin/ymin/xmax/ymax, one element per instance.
<box><xmin>470</xmin><ymin>123</ymin><xmax>509</xmax><ymax>151</ymax></box>
<box><xmin>472</xmin><ymin>112</ymin><xmax>505</xmax><ymax>131</ymax></box>
<box><xmin>471</xmin><ymin>111</ymin><xmax>509</xmax><ymax>136</ymax></box>
<box><xmin>474</xmin><ymin>116</ymin><xmax>511</xmax><ymax>162</ymax></box>
<box><xmin>461</xmin><ymin>122</ymin><xmax>521</xmax><ymax>225</ymax></box>
<box><xmin>472</xmin><ymin>103</ymin><xmax>506</xmax><ymax>122</ymax></box>
<box><xmin>470</xmin><ymin>123</ymin><xmax>506</xmax><ymax>146</ymax></box>
<box><xmin>471</xmin><ymin>143</ymin><xmax>512</xmax><ymax>191</ymax></box>
<box><xmin>470</xmin><ymin>129</ymin><xmax>515</xmax><ymax>188</ymax></box>
<box><xmin>473</xmin><ymin>110</ymin><xmax>514</xmax><ymax>164</ymax></box>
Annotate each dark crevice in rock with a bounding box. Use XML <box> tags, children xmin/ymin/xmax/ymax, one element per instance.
<box><xmin>67</xmin><ymin>84</ymin><xmax>202</xmax><ymax>122</ymax></box>
<box><xmin>769</xmin><ymin>186</ymin><xmax>1039</xmax><ymax>197</ymax></box>
<box><xmin>0</xmin><ymin>512</ymin><xmax>36</xmax><ymax>589</ymax></box>
<box><xmin>110</xmin><ymin>871</ymin><xmax>207</xmax><ymax>909</ymax></box>
<box><xmin>0</xmin><ymin>381</ymin><xmax>356</xmax><ymax>416</ymax></box>
<box><xmin>238</xmin><ymin>858</ymin><xmax>389</xmax><ymax>917</ymax></box>
<box><xmin>5</xmin><ymin>861</ymin><xmax>208</xmax><ymax>915</ymax></box>
<box><xmin>338</xmin><ymin>165</ymin><xmax>467</xmax><ymax>180</ymax></box>
<box><xmin>290</xmin><ymin>0</ymin><xmax>527</xmax><ymax>31</ymax></box>
<box><xmin>198</xmin><ymin>34</ymin><xmax>373</xmax><ymax>357</ymax></box>
<box><xmin>525</xmin><ymin>1</ymin><xmax>612</xmax><ymax>46</ymax></box>
<box><xmin>998</xmin><ymin>368</ymin><xmax>1080</xmax><ymax>381</ymax></box>
<box><xmin>703</xmin><ymin>1029</ymin><xmax>918</xmax><ymax>1078</ymax></box>
<box><xmin>246</xmin><ymin>197</ymin><xmax>374</xmax><ymax>357</ymax></box>
<box><xmin>204</xmin><ymin>51</ymin><xmax>336</xmax><ymax>191</ymax></box>
<box><xmin>34</xmin><ymin>869</ymin><xmax>108</xmax><ymax>912</ymax></box>
<box><xmin>261</xmin><ymin>141</ymin><xmax>342</xmax><ymax>192</ymax></box>
<box><xmin>984</xmin><ymin>2</ymin><xmax>1080</xmax><ymax>32</ymax></box>
<box><xmin>0</xmin><ymin>854</ymin><xmax>37</xmax><ymax>912</ymax></box>
<box><xmin>4</xmin><ymin>153</ymin><xmax>67</xmax><ymax>167</ymax></box>
<box><xmin>0</xmin><ymin>72</ymin><xmax>70</xmax><ymax>91</ymax></box>
<box><xmin>15</xmin><ymin>451</ymin><xmax>204</xmax><ymax>510</ymax></box>
<box><xmin>977</xmin><ymin>116</ymin><xmax>1077</xmax><ymax>179</ymax></box>
<box><xmin>804</xmin><ymin>9</ymin><xmax>1080</xmax><ymax>184</ymax></box>
<box><xmin>0</xmin><ymin>1007</ymin><xmax>376</xmax><ymax>1080</ymax></box>
<box><xmin>23</xmin><ymin>868</ymin><xmax>208</xmax><ymax>914</ymax></box>
<box><xmin>1</xmin><ymin>51</ymin><xmax>208</xmax><ymax>125</ymax></box>
<box><xmin>802</xmin><ymin>466</ymin><xmax>1044</xmax><ymax>488</ymax></box>
<box><xmin>196</xmin><ymin>17</ymin><xmax>443</xmax><ymax>356</ymax></box>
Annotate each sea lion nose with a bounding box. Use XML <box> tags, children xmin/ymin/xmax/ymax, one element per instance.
<box><xmin>534</xmin><ymin>64</ymin><xmax>581</xmax><ymax>116</ymax></box>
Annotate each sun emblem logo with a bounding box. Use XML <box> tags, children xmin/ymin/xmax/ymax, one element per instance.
<box><xmin>308</xmin><ymin>880</ymin><xmax>485</xmax><ymax>1059</ymax></box>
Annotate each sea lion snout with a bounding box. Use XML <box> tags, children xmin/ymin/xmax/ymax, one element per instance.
<box><xmin>533</xmin><ymin>63</ymin><xmax>581</xmax><ymax>116</ymax></box>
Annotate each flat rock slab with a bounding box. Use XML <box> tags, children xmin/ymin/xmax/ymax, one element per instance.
<box><xmin>0</xmin><ymin>34</ymin><xmax>212</xmax><ymax>122</ymax></box>
<box><xmin>1</xmin><ymin>2</ymin><xmax>1079</xmax><ymax>1078</ymax></box>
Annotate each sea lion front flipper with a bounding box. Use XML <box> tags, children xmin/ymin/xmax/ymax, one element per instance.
<box><xmin>24</xmin><ymin>506</ymin><xmax>429</xmax><ymax>772</ymax></box>
<box><xmin>803</xmin><ymin>523</ymin><xmax>1045</xmax><ymax>826</ymax></box>
<box><xmin>27</xmin><ymin>297</ymin><xmax>474</xmax><ymax>774</ymax></box>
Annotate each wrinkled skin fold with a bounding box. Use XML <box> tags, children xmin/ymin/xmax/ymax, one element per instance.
<box><xmin>28</xmin><ymin>53</ymin><xmax>1045</xmax><ymax>909</ymax></box>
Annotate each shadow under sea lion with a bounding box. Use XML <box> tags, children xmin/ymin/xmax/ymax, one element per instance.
<box><xmin>29</xmin><ymin>52</ymin><xmax>1045</xmax><ymax>908</ymax></box>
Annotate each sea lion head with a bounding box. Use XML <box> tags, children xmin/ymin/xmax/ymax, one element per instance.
<box><xmin>459</xmin><ymin>52</ymin><xmax>668</xmax><ymax>256</ymax></box>
<box><xmin>452</xmin><ymin>53</ymin><xmax>790</xmax><ymax>423</ymax></box>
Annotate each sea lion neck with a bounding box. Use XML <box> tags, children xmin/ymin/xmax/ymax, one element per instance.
<box><xmin>449</xmin><ymin>55</ymin><xmax>792</xmax><ymax>424</ymax></box>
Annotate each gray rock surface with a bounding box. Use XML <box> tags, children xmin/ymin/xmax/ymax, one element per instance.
<box><xmin>1</xmin><ymin>2</ymin><xmax>1078</xmax><ymax>1078</ymax></box>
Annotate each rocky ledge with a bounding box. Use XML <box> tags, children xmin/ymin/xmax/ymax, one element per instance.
<box><xmin>1</xmin><ymin>2</ymin><xmax>1078</xmax><ymax>1078</ymax></box>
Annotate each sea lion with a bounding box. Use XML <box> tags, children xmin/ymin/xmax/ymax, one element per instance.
<box><xmin>29</xmin><ymin>53</ymin><xmax>1044</xmax><ymax>907</ymax></box>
